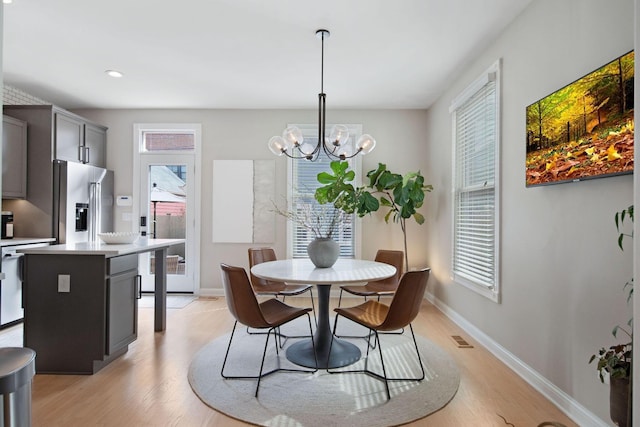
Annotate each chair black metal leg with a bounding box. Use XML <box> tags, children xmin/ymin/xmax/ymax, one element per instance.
<box><xmin>254</xmin><ymin>326</ymin><xmax>275</xmax><ymax>397</ymax></box>
<box><xmin>373</xmin><ymin>330</ymin><xmax>391</xmax><ymax>400</ymax></box>
<box><xmin>408</xmin><ymin>323</ymin><xmax>425</xmax><ymax>380</ymax></box>
<box><xmin>309</xmin><ymin>288</ymin><xmax>317</xmax><ymax>327</ymax></box>
<box><xmin>222</xmin><ymin>315</ymin><xmax>317</xmax><ymax>398</ymax></box>
<box><xmin>221</xmin><ymin>320</ymin><xmax>239</xmax><ymax>378</ymax></box>
<box><xmin>327</xmin><ymin>317</ymin><xmax>424</xmax><ymax>400</ymax></box>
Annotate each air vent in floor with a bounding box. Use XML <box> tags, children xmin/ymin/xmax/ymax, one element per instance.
<box><xmin>451</xmin><ymin>335</ymin><xmax>473</xmax><ymax>348</ymax></box>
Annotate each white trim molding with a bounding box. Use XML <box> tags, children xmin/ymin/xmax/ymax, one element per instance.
<box><xmin>425</xmin><ymin>291</ymin><xmax>609</xmax><ymax>427</ymax></box>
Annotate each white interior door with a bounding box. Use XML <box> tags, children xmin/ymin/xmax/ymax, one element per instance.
<box><xmin>139</xmin><ymin>155</ymin><xmax>195</xmax><ymax>293</ymax></box>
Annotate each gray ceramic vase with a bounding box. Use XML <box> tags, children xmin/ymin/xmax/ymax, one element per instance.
<box><xmin>307</xmin><ymin>237</ymin><xmax>339</xmax><ymax>268</ymax></box>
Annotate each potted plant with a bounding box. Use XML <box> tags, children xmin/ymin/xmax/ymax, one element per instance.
<box><xmin>315</xmin><ymin>160</ymin><xmax>433</xmax><ymax>270</ymax></box>
<box><xmin>589</xmin><ymin>205</ymin><xmax>633</xmax><ymax>427</ymax></box>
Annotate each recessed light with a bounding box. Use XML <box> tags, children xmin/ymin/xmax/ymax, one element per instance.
<box><xmin>105</xmin><ymin>70</ymin><xmax>123</xmax><ymax>78</ymax></box>
<box><xmin>3</xmin><ymin>0</ymin><xmax>13</xmax><ymax>4</ymax></box>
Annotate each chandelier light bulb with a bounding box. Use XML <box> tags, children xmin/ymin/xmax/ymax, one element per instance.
<box><xmin>356</xmin><ymin>134</ymin><xmax>376</xmax><ymax>155</ymax></box>
<box><xmin>329</xmin><ymin>124</ymin><xmax>350</xmax><ymax>147</ymax></box>
<box><xmin>268</xmin><ymin>136</ymin><xmax>288</xmax><ymax>156</ymax></box>
<box><xmin>283</xmin><ymin>126</ymin><xmax>303</xmax><ymax>148</ymax></box>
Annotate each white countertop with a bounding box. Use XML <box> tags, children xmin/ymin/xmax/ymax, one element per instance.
<box><xmin>0</xmin><ymin>237</ymin><xmax>56</xmax><ymax>247</ymax></box>
<box><xmin>17</xmin><ymin>238</ymin><xmax>185</xmax><ymax>257</ymax></box>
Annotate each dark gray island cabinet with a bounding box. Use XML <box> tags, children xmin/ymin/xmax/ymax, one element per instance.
<box><xmin>19</xmin><ymin>239</ymin><xmax>184</xmax><ymax>374</ymax></box>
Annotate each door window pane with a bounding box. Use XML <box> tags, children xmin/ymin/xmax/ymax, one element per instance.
<box><xmin>149</xmin><ymin>165</ymin><xmax>187</xmax><ymax>275</ymax></box>
<box><xmin>143</xmin><ymin>132</ymin><xmax>195</xmax><ymax>151</ymax></box>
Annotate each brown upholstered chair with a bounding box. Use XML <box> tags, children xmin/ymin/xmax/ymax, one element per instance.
<box><xmin>220</xmin><ymin>263</ymin><xmax>317</xmax><ymax>397</ymax></box>
<box><xmin>337</xmin><ymin>249</ymin><xmax>404</xmax><ymax>307</ymax></box>
<box><xmin>328</xmin><ymin>268</ymin><xmax>431</xmax><ymax>400</ymax></box>
<box><xmin>248</xmin><ymin>247</ymin><xmax>316</xmax><ymax>323</ymax></box>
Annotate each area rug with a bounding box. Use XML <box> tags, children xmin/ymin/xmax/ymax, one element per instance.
<box><xmin>188</xmin><ymin>318</ymin><xmax>460</xmax><ymax>427</ymax></box>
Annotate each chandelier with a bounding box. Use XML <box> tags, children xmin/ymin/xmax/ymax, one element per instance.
<box><xmin>268</xmin><ymin>29</ymin><xmax>376</xmax><ymax>161</ymax></box>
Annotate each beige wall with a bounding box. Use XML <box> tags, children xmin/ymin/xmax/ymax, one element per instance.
<box><xmin>74</xmin><ymin>108</ymin><xmax>430</xmax><ymax>293</ymax></box>
<box><xmin>424</xmin><ymin>0</ymin><xmax>634</xmax><ymax>424</ymax></box>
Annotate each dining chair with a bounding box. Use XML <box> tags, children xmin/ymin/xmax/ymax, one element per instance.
<box><xmin>337</xmin><ymin>249</ymin><xmax>404</xmax><ymax>307</ymax></box>
<box><xmin>248</xmin><ymin>247</ymin><xmax>316</xmax><ymax>324</ymax></box>
<box><xmin>219</xmin><ymin>263</ymin><xmax>317</xmax><ymax>397</ymax></box>
<box><xmin>327</xmin><ymin>268</ymin><xmax>431</xmax><ymax>400</ymax></box>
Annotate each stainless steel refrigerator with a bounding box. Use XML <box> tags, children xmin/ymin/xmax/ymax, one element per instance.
<box><xmin>52</xmin><ymin>160</ymin><xmax>114</xmax><ymax>244</ymax></box>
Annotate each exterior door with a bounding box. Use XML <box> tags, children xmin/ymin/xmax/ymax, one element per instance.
<box><xmin>139</xmin><ymin>155</ymin><xmax>195</xmax><ymax>293</ymax></box>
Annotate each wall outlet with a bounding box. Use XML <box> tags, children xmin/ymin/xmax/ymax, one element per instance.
<box><xmin>58</xmin><ymin>274</ymin><xmax>71</xmax><ymax>293</ymax></box>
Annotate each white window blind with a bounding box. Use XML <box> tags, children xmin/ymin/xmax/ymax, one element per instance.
<box><xmin>451</xmin><ymin>60</ymin><xmax>500</xmax><ymax>302</ymax></box>
<box><xmin>287</xmin><ymin>125</ymin><xmax>361</xmax><ymax>259</ymax></box>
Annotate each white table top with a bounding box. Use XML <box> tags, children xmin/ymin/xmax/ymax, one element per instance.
<box><xmin>250</xmin><ymin>258</ymin><xmax>396</xmax><ymax>285</ymax></box>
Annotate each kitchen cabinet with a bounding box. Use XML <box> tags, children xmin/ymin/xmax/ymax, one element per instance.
<box><xmin>3</xmin><ymin>105</ymin><xmax>107</xmax><ymax>168</ymax></box>
<box><xmin>19</xmin><ymin>238</ymin><xmax>182</xmax><ymax>374</ymax></box>
<box><xmin>2</xmin><ymin>115</ymin><xmax>27</xmax><ymax>199</ymax></box>
<box><xmin>106</xmin><ymin>254</ymin><xmax>139</xmax><ymax>354</ymax></box>
<box><xmin>23</xmin><ymin>253</ymin><xmax>139</xmax><ymax>374</ymax></box>
<box><xmin>84</xmin><ymin>122</ymin><xmax>107</xmax><ymax>167</ymax></box>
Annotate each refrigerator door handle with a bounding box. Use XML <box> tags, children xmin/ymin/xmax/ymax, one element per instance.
<box><xmin>88</xmin><ymin>182</ymin><xmax>101</xmax><ymax>243</ymax></box>
<box><xmin>84</xmin><ymin>146</ymin><xmax>90</xmax><ymax>164</ymax></box>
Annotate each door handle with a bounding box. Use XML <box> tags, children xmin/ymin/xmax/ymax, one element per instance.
<box><xmin>135</xmin><ymin>274</ymin><xmax>142</xmax><ymax>299</ymax></box>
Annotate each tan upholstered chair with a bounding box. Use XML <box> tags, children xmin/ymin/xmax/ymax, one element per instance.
<box><xmin>220</xmin><ymin>263</ymin><xmax>317</xmax><ymax>397</ymax></box>
<box><xmin>328</xmin><ymin>268</ymin><xmax>431</xmax><ymax>400</ymax></box>
<box><xmin>248</xmin><ymin>248</ymin><xmax>316</xmax><ymax>322</ymax></box>
<box><xmin>337</xmin><ymin>249</ymin><xmax>404</xmax><ymax>306</ymax></box>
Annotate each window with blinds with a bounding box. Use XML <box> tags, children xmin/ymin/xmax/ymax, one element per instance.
<box><xmin>450</xmin><ymin>60</ymin><xmax>501</xmax><ymax>302</ymax></box>
<box><xmin>287</xmin><ymin>125</ymin><xmax>361</xmax><ymax>259</ymax></box>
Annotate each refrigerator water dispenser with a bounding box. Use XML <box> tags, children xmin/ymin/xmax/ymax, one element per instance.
<box><xmin>75</xmin><ymin>203</ymin><xmax>88</xmax><ymax>232</ymax></box>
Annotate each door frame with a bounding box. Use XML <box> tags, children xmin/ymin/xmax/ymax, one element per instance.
<box><xmin>132</xmin><ymin>123</ymin><xmax>201</xmax><ymax>294</ymax></box>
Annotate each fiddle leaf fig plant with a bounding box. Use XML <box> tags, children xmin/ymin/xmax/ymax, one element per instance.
<box><xmin>589</xmin><ymin>205</ymin><xmax>633</xmax><ymax>427</ymax></box>
<box><xmin>315</xmin><ymin>160</ymin><xmax>433</xmax><ymax>270</ymax></box>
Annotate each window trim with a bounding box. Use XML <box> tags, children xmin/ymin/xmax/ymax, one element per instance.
<box><xmin>450</xmin><ymin>59</ymin><xmax>501</xmax><ymax>303</ymax></box>
<box><xmin>285</xmin><ymin>123</ymin><xmax>363</xmax><ymax>260</ymax></box>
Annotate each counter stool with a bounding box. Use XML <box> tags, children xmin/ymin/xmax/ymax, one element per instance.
<box><xmin>0</xmin><ymin>347</ymin><xmax>36</xmax><ymax>427</ymax></box>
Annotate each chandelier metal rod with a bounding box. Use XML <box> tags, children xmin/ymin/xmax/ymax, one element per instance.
<box><xmin>267</xmin><ymin>28</ymin><xmax>376</xmax><ymax>161</ymax></box>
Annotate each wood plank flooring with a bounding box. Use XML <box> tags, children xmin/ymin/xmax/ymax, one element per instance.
<box><xmin>12</xmin><ymin>297</ymin><xmax>577</xmax><ymax>426</ymax></box>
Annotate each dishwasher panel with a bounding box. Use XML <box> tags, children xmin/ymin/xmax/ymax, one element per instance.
<box><xmin>1</xmin><ymin>242</ymin><xmax>51</xmax><ymax>327</ymax></box>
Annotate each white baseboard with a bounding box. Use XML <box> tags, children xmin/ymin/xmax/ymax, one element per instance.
<box><xmin>424</xmin><ymin>291</ymin><xmax>608</xmax><ymax>427</ymax></box>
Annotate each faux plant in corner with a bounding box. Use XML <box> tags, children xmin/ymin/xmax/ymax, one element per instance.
<box><xmin>315</xmin><ymin>160</ymin><xmax>433</xmax><ymax>270</ymax></box>
<box><xmin>589</xmin><ymin>205</ymin><xmax>633</xmax><ymax>427</ymax></box>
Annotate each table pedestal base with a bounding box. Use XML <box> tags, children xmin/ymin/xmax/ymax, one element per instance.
<box><xmin>286</xmin><ymin>337</ymin><xmax>361</xmax><ymax>369</ymax></box>
<box><xmin>285</xmin><ymin>284</ymin><xmax>361</xmax><ymax>369</ymax></box>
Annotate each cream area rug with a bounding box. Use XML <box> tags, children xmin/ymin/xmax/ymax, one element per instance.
<box><xmin>188</xmin><ymin>317</ymin><xmax>460</xmax><ymax>427</ymax></box>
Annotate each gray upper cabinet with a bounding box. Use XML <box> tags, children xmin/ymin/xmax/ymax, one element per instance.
<box><xmin>84</xmin><ymin>123</ymin><xmax>107</xmax><ymax>168</ymax></box>
<box><xmin>55</xmin><ymin>110</ymin><xmax>107</xmax><ymax>167</ymax></box>
<box><xmin>3</xmin><ymin>105</ymin><xmax>108</xmax><ymax>169</ymax></box>
<box><xmin>54</xmin><ymin>111</ymin><xmax>84</xmax><ymax>164</ymax></box>
<box><xmin>2</xmin><ymin>115</ymin><xmax>28</xmax><ymax>199</ymax></box>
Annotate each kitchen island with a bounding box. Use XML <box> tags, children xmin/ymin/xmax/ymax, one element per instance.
<box><xmin>19</xmin><ymin>238</ymin><xmax>184</xmax><ymax>374</ymax></box>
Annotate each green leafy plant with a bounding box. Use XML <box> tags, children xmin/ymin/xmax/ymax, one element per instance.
<box><xmin>589</xmin><ymin>205</ymin><xmax>633</xmax><ymax>426</ymax></box>
<box><xmin>315</xmin><ymin>161</ymin><xmax>433</xmax><ymax>269</ymax></box>
<box><xmin>589</xmin><ymin>343</ymin><xmax>632</xmax><ymax>383</ymax></box>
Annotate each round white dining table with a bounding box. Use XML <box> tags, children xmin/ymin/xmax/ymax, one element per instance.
<box><xmin>250</xmin><ymin>258</ymin><xmax>396</xmax><ymax>369</ymax></box>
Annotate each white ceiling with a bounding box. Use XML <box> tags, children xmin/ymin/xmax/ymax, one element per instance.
<box><xmin>3</xmin><ymin>0</ymin><xmax>532</xmax><ymax>110</ymax></box>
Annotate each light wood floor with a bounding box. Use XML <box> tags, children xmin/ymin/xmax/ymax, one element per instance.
<box><xmin>18</xmin><ymin>296</ymin><xmax>577</xmax><ymax>427</ymax></box>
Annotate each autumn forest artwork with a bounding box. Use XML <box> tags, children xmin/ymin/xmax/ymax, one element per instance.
<box><xmin>526</xmin><ymin>51</ymin><xmax>634</xmax><ymax>186</ymax></box>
